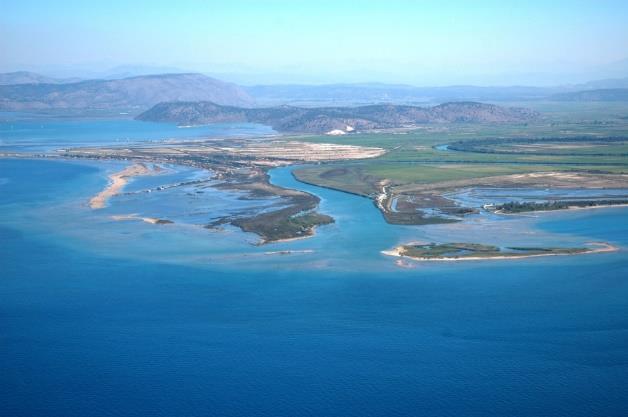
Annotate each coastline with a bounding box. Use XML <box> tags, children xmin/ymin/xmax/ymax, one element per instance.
<box><xmin>111</xmin><ymin>214</ymin><xmax>173</xmax><ymax>225</ymax></box>
<box><xmin>89</xmin><ymin>163</ymin><xmax>158</xmax><ymax>209</ymax></box>
<box><xmin>382</xmin><ymin>242</ymin><xmax>618</xmax><ymax>263</ymax></box>
<box><xmin>259</xmin><ymin>227</ymin><xmax>317</xmax><ymax>245</ymax></box>
<box><xmin>494</xmin><ymin>203</ymin><xmax>628</xmax><ymax>216</ymax></box>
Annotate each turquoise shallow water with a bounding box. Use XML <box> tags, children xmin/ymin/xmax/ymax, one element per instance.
<box><xmin>1</xmin><ymin>125</ymin><xmax>628</xmax><ymax>415</ymax></box>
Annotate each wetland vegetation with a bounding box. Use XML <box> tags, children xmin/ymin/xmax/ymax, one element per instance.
<box><xmin>493</xmin><ymin>199</ymin><xmax>628</xmax><ymax>213</ymax></box>
<box><xmin>291</xmin><ymin>102</ymin><xmax>628</xmax><ymax>224</ymax></box>
<box><xmin>384</xmin><ymin>242</ymin><xmax>614</xmax><ymax>261</ymax></box>
<box><xmin>14</xmin><ymin>101</ymin><xmax>628</xmax><ymax>244</ymax></box>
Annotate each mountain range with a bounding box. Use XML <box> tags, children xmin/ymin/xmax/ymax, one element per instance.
<box><xmin>136</xmin><ymin>101</ymin><xmax>538</xmax><ymax>134</ymax></box>
<box><xmin>244</xmin><ymin>84</ymin><xmax>565</xmax><ymax>105</ymax></box>
<box><xmin>244</xmin><ymin>78</ymin><xmax>628</xmax><ymax>105</ymax></box>
<box><xmin>548</xmin><ymin>88</ymin><xmax>628</xmax><ymax>101</ymax></box>
<box><xmin>0</xmin><ymin>73</ymin><xmax>253</xmax><ymax>110</ymax></box>
<box><xmin>0</xmin><ymin>71</ymin><xmax>80</xmax><ymax>85</ymax></box>
<box><xmin>1</xmin><ymin>71</ymin><xmax>627</xmax><ymax>113</ymax></box>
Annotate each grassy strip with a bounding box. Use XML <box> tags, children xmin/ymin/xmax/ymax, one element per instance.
<box><xmin>494</xmin><ymin>199</ymin><xmax>628</xmax><ymax>213</ymax></box>
<box><xmin>399</xmin><ymin>242</ymin><xmax>587</xmax><ymax>260</ymax></box>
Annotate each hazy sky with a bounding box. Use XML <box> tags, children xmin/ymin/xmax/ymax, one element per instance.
<box><xmin>2</xmin><ymin>0</ymin><xmax>628</xmax><ymax>85</ymax></box>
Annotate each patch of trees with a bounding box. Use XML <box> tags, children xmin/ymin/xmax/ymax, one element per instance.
<box><xmin>495</xmin><ymin>199</ymin><xmax>628</xmax><ymax>213</ymax></box>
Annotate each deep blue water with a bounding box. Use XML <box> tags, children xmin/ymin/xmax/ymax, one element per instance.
<box><xmin>2</xmin><ymin>151</ymin><xmax>628</xmax><ymax>415</ymax></box>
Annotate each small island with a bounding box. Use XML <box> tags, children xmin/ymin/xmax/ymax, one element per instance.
<box><xmin>383</xmin><ymin>242</ymin><xmax>617</xmax><ymax>262</ymax></box>
<box><xmin>493</xmin><ymin>199</ymin><xmax>628</xmax><ymax>214</ymax></box>
<box><xmin>111</xmin><ymin>214</ymin><xmax>174</xmax><ymax>225</ymax></box>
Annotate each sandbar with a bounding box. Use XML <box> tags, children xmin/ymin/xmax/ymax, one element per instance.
<box><xmin>89</xmin><ymin>163</ymin><xmax>157</xmax><ymax>209</ymax></box>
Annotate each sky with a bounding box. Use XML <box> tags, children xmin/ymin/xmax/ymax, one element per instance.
<box><xmin>2</xmin><ymin>0</ymin><xmax>628</xmax><ymax>85</ymax></box>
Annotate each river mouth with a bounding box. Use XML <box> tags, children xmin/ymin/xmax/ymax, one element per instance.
<box><xmin>5</xmin><ymin>159</ymin><xmax>628</xmax><ymax>417</ymax></box>
<box><xmin>2</xmin><ymin>156</ymin><xmax>625</xmax><ymax>272</ymax></box>
<box><xmin>269</xmin><ymin>165</ymin><xmax>625</xmax><ymax>265</ymax></box>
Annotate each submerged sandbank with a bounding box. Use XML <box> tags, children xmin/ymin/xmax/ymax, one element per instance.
<box><xmin>111</xmin><ymin>214</ymin><xmax>173</xmax><ymax>225</ymax></box>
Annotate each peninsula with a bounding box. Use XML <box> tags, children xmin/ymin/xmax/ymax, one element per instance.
<box><xmin>89</xmin><ymin>163</ymin><xmax>159</xmax><ymax>209</ymax></box>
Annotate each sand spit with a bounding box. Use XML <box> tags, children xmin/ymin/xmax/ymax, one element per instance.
<box><xmin>89</xmin><ymin>163</ymin><xmax>157</xmax><ymax>209</ymax></box>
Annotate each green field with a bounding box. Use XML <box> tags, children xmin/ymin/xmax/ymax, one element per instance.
<box><xmin>292</xmin><ymin>102</ymin><xmax>628</xmax><ymax>194</ymax></box>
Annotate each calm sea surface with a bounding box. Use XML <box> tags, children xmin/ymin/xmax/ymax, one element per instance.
<box><xmin>1</xmin><ymin>118</ymin><xmax>628</xmax><ymax>416</ymax></box>
<box><xmin>0</xmin><ymin>114</ymin><xmax>274</xmax><ymax>152</ymax></box>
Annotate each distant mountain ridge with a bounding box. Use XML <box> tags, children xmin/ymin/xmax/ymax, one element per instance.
<box><xmin>2</xmin><ymin>70</ymin><xmax>627</xmax><ymax>112</ymax></box>
<box><xmin>137</xmin><ymin>101</ymin><xmax>538</xmax><ymax>134</ymax></box>
<box><xmin>0</xmin><ymin>73</ymin><xmax>253</xmax><ymax>110</ymax></box>
<box><xmin>245</xmin><ymin>77</ymin><xmax>628</xmax><ymax>105</ymax></box>
<box><xmin>0</xmin><ymin>71</ymin><xmax>79</xmax><ymax>85</ymax></box>
<box><xmin>244</xmin><ymin>83</ymin><xmax>564</xmax><ymax>105</ymax></box>
<box><xmin>581</xmin><ymin>77</ymin><xmax>628</xmax><ymax>89</ymax></box>
<box><xmin>549</xmin><ymin>88</ymin><xmax>628</xmax><ymax>101</ymax></box>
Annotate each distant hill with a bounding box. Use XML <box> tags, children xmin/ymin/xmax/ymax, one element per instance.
<box><xmin>137</xmin><ymin>101</ymin><xmax>538</xmax><ymax>134</ymax></box>
<box><xmin>244</xmin><ymin>83</ymin><xmax>570</xmax><ymax>105</ymax></box>
<box><xmin>246</xmin><ymin>77</ymin><xmax>628</xmax><ymax>105</ymax></box>
<box><xmin>549</xmin><ymin>88</ymin><xmax>628</xmax><ymax>101</ymax></box>
<box><xmin>98</xmin><ymin>65</ymin><xmax>191</xmax><ymax>80</ymax></box>
<box><xmin>0</xmin><ymin>73</ymin><xmax>254</xmax><ymax>111</ymax></box>
<box><xmin>580</xmin><ymin>77</ymin><xmax>628</xmax><ymax>89</ymax></box>
<box><xmin>0</xmin><ymin>71</ymin><xmax>79</xmax><ymax>85</ymax></box>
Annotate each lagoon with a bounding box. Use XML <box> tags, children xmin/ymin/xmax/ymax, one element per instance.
<box><xmin>0</xmin><ymin>115</ymin><xmax>274</xmax><ymax>152</ymax></box>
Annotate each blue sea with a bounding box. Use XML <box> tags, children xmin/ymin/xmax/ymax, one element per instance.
<box><xmin>1</xmin><ymin>117</ymin><xmax>628</xmax><ymax>416</ymax></box>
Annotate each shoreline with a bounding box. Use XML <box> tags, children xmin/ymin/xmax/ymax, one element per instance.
<box><xmin>494</xmin><ymin>203</ymin><xmax>628</xmax><ymax>216</ymax></box>
<box><xmin>111</xmin><ymin>214</ymin><xmax>173</xmax><ymax>225</ymax></box>
<box><xmin>7</xmin><ymin>155</ymin><xmax>628</xmax><ymax>252</ymax></box>
<box><xmin>259</xmin><ymin>228</ymin><xmax>317</xmax><ymax>245</ymax></box>
<box><xmin>382</xmin><ymin>242</ymin><xmax>618</xmax><ymax>263</ymax></box>
<box><xmin>89</xmin><ymin>163</ymin><xmax>158</xmax><ymax>209</ymax></box>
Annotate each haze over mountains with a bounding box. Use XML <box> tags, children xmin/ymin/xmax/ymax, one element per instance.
<box><xmin>549</xmin><ymin>88</ymin><xmax>628</xmax><ymax>101</ymax></box>
<box><xmin>245</xmin><ymin>84</ymin><xmax>562</xmax><ymax>105</ymax></box>
<box><xmin>0</xmin><ymin>71</ymin><xmax>80</xmax><ymax>85</ymax></box>
<box><xmin>245</xmin><ymin>78</ymin><xmax>628</xmax><ymax>105</ymax></box>
<box><xmin>0</xmin><ymin>73</ymin><xmax>253</xmax><ymax>110</ymax></box>
<box><xmin>0</xmin><ymin>71</ymin><xmax>627</xmax><ymax>113</ymax></box>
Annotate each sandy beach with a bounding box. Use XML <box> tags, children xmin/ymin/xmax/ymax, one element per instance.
<box><xmin>111</xmin><ymin>214</ymin><xmax>173</xmax><ymax>225</ymax></box>
<box><xmin>89</xmin><ymin>163</ymin><xmax>157</xmax><ymax>209</ymax></box>
<box><xmin>260</xmin><ymin>229</ymin><xmax>317</xmax><ymax>245</ymax></box>
<box><xmin>495</xmin><ymin>203</ymin><xmax>628</xmax><ymax>216</ymax></box>
<box><xmin>382</xmin><ymin>242</ymin><xmax>618</xmax><ymax>263</ymax></box>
